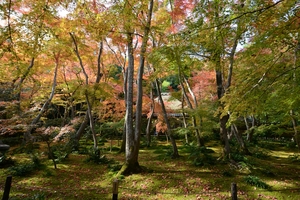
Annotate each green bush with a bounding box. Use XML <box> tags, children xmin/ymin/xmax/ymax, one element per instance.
<box><xmin>244</xmin><ymin>175</ymin><xmax>271</xmax><ymax>189</ymax></box>
<box><xmin>9</xmin><ymin>162</ymin><xmax>35</xmax><ymax>176</ymax></box>
<box><xmin>187</xmin><ymin>145</ymin><xmax>216</xmax><ymax>166</ymax></box>
<box><xmin>288</xmin><ymin>154</ymin><xmax>300</xmax><ymax>162</ymax></box>
<box><xmin>84</xmin><ymin>147</ymin><xmax>114</xmax><ymax>164</ymax></box>
<box><xmin>108</xmin><ymin>164</ymin><xmax>122</xmax><ymax>172</ymax></box>
<box><xmin>251</xmin><ymin>148</ymin><xmax>269</xmax><ymax>159</ymax></box>
<box><xmin>8</xmin><ymin>154</ymin><xmax>43</xmax><ymax>176</ymax></box>
<box><xmin>50</xmin><ymin>144</ymin><xmax>69</xmax><ymax>163</ymax></box>
<box><xmin>231</xmin><ymin>153</ymin><xmax>246</xmax><ymax>162</ymax></box>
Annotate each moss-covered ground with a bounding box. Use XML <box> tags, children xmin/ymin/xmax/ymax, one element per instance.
<box><xmin>1</xmin><ymin>138</ymin><xmax>300</xmax><ymax>199</ymax></box>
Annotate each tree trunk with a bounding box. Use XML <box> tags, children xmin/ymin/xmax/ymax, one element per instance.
<box><xmin>183</xmin><ymin>76</ymin><xmax>201</xmax><ymax>146</ymax></box>
<box><xmin>24</xmin><ymin>55</ymin><xmax>58</xmax><ymax>142</ymax></box>
<box><xmin>120</xmin><ymin>62</ymin><xmax>128</xmax><ymax>153</ymax></box>
<box><xmin>14</xmin><ymin>58</ymin><xmax>35</xmax><ymax>111</ymax></box>
<box><xmin>290</xmin><ymin>110</ymin><xmax>300</xmax><ymax>151</ymax></box>
<box><xmin>70</xmin><ymin>34</ymin><xmax>103</xmax><ymax>151</ymax></box>
<box><xmin>177</xmin><ymin>60</ymin><xmax>201</xmax><ymax>147</ymax></box>
<box><xmin>181</xmin><ymin>94</ymin><xmax>189</xmax><ymax>144</ymax></box>
<box><xmin>119</xmin><ymin>0</ymin><xmax>154</xmax><ymax>175</ymax></box>
<box><xmin>232</xmin><ymin>124</ymin><xmax>251</xmax><ymax>155</ymax></box>
<box><xmin>155</xmin><ymin>79</ymin><xmax>179</xmax><ymax>158</ymax></box>
<box><xmin>220</xmin><ymin>114</ymin><xmax>230</xmax><ymax>159</ymax></box>
<box><xmin>146</xmin><ymin>91</ymin><xmax>154</xmax><ymax>147</ymax></box>
<box><xmin>245</xmin><ymin>116</ymin><xmax>255</xmax><ymax>142</ymax></box>
<box><xmin>119</xmin><ymin>32</ymin><xmax>139</xmax><ymax>175</ymax></box>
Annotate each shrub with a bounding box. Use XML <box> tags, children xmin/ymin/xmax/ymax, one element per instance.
<box><xmin>231</xmin><ymin>153</ymin><xmax>246</xmax><ymax>162</ymax></box>
<box><xmin>108</xmin><ymin>164</ymin><xmax>122</xmax><ymax>172</ymax></box>
<box><xmin>8</xmin><ymin>154</ymin><xmax>43</xmax><ymax>176</ymax></box>
<box><xmin>188</xmin><ymin>145</ymin><xmax>216</xmax><ymax>166</ymax></box>
<box><xmin>251</xmin><ymin>148</ymin><xmax>269</xmax><ymax>159</ymax></box>
<box><xmin>222</xmin><ymin>170</ymin><xmax>233</xmax><ymax>177</ymax></box>
<box><xmin>244</xmin><ymin>175</ymin><xmax>271</xmax><ymax>189</ymax></box>
<box><xmin>288</xmin><ymin>154</ymin><xmax>300</xmax><ymax>162</ymax></box>
<box><xmin>8</xmin><ymin>162</ymin><xmax>35</xmax><ymax>176</ymax></box>
<box><xmin>85</xmin><ymin>147</ymin><xmax>114</xmax><ymax>164</ymax></box>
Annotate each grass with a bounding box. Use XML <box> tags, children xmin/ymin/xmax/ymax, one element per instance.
<box><xmin>1</xmin><ymin>139</ymin><xmax>300</xmax><ymax>199</ymax></box>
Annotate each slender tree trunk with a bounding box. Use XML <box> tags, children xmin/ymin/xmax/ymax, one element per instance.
<box><xmin>120</xmin><ymin>65</ymin><xmax>128</xmax><ymax>153</ymax></box>
<box><xmin>181</xmin><ymin>94</ymin><xmax>189</xmax><ymax>144</ymax></box>
<box><xmin>177</xmin><ymin>60</ymin><xmax>201</xmax><ymax>147</ymax></box>
<box><xmin>290</xmin><ymin>110</ymin><xmax>300</xmax><ymax>151</ymax></box>
<box><xmin>155</xmin><ymin>79</ymin><xmax>179</xmax><ymax>158</ymax></box>
<box><xmin>105</xmin><ymin>39</ymin><xmax>128</xmax><ymax>153</ymax></box>
<box><xmin>245</xmin><ymin>116</ymin><xmax>255</xmax><ymax>142</ymax></box>
<box><xmin>70</xmin><ymin>34</ymin><xmax>103</xmax><ymax>152</ymax></box>
<box><xmin>146</xmin><ymin>85</ymin><xmax>155</xmax><ymax>147</ymax></box>
<box><xmin>291</xmin><ymin>38</ymin><xmax>300</xmax><ymax>150</ymax></box>
<box><xmin>183</xmin><ymin>76</ymin><xmax>202</xmax><ymax>146</ymax></box>
<box><xmin>24</xmin><ymin>55</ymin><xmax>59</xmax><ymax>142</ymax></box>
<box><xmin>232</xmin><ymin>124</ymin><xmax>251</xmax><ymax>155</ymax></box>
<box><xmin>14</xmin><ymin>58</ymin><xmax>35</xmax><ymax>111</ymax></box>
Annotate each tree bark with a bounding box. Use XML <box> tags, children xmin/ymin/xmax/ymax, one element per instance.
<box><xmin>119</xmin><ymin>0</ymin><xmax>154</xmax><ymax>175</ymax></box>
<box><xmin>119</xmin><ymin>32</ymin><xmax>139</xmax><ymax>175</ymax></box>
<box><xmin>70</xmin><ymin>33</ymin><xmax>103</xmax><ymax>152</ymax></box>
<box><xmin>24</xmin><ymin>55</ymin><xmax>58</xmax><ymax>142</ymax></box>
<box><xmin>290</xmin><ymin>110</ymin><xmax>300</xmax><ymax>151</ymax></box>
<box><xmin>181</xmin><ymin>94</ymin><xmax>189</xmax><ymax>144</ymax></box>
<box><xmin>232</xmin><ymin>124</ymin><xmax>251</xmax><ymax>155</ymax></box>
<box><xmin>146</xmin><ymin>83</ymin><xmax>155</xmax><ymax>147</ymax></box>
<box><xmin>155</xmin><ymin>79</ymin><xmax>179</xmax><ymax>158</ymax></box>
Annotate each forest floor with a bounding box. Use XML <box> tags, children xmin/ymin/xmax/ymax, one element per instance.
<box><xmin>1</xmin><ymin>138</ymin><xmax>300</xmax><ymax>200</ymax></box>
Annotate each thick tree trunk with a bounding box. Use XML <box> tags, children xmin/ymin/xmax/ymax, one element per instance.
<box><xmin>120</xmin><ymin>32</ymin><xmax>140</xmax><ymax>175</ymax></box>
<box><xmin>119</xmin><ymin>0</ymin><xmax>154</xmax><ymax>175</ymax></box>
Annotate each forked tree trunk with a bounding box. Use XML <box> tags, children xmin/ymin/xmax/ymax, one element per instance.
<box><xmin>119</xmin><ymin>0</ymin><xmax>154</xmax><ymax>175</ymax></box>
<box><xmin>118</xmin><ymin>32</ymin><xmax>140</xmax><ymax>175</ymax></box>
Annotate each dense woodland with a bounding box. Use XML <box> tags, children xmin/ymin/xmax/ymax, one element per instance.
<box><xmin>0</xmin><ymin>0</ymin><xmax>300</xmax><ymax>199</ymax></box>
